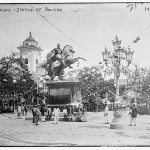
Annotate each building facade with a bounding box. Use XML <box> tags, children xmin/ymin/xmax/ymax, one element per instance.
<box><xmin>17</xmin><ymin>32</ymin><xmax>45</xmax><ymax>75</ymax></box>
<box><xmin>17</xmin><ymin>33</ymin><xmax>48</xmax><ymax>91</ymax></box>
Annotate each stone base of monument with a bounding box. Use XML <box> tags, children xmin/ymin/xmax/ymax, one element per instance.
<box><xmin>110</xmin><ymin>109</ymin><xmax>123</xmax><ymax>129</ymax></box>
<box><xmin>110</xmin><ymin>118</ymin><xmax>124</xmax><ymax>129</ymax></box>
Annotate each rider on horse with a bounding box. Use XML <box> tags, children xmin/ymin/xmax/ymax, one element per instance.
<box><xmin>44</xmin><ymin>44</ymin><xmax>86</xmax><ymax>80</ymax></box>
<box><xmin>51</xmin><ymin>43</ymin><xmax>62</xmax><ymax>61</ymax></box>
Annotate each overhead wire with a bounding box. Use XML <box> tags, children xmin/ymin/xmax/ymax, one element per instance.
<box><xmin>28</xmin><ymin>4</ymin><xmax>150</xmax><ymax>62</ymax></box>
<box><xmin>3</xmin><ymin>4</ymin><xmax>149</xmax><ymax>57</ymax></box>
<box><xmin>29</xmin><ymin>5</ymin><xmax>99</xmax><ymax>56</ymax></box>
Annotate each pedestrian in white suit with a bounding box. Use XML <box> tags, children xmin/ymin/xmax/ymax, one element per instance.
<box><xmin>53</xmin><ymin>106</ymin><xmax>60</xmax><ymax>124</ymax></box>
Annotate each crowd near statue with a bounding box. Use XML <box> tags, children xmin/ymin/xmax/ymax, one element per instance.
<box><xmin>43</xmin><ymin>44</ymin><xmax>86</xmax><ymax>80</ymax></box>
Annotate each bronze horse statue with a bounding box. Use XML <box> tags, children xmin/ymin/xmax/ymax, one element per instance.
<box><xmin>43</xmin><ymin>45</ymin><xmax>86</xmax><ymax>80</ymax></box>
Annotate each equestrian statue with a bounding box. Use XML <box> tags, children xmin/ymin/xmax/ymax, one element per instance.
<box><xmin>42</xmin><ymin>44</ymin><xmax>86</xmax><ymax>80</ymax></box>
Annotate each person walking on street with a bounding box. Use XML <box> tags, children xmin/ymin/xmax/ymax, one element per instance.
<box><xmin>40</xmin><ymin>105</ymin><xmax>46</xmax><ymax>122</ymax></box>
<box><xmin>129</xmin><ymin>103</ymin><xmax>138</xmax><ymax>126</ymax></box>
<box><xmin>17</xmin><ymin>104</ymin><xmax>22</xmax><ymax>119</ymax></box>
<box><xmin>44</xmin><ymin>106</ymin><xmax>47</xmax><ymax>121</ymax></box>
<box><xmin>47</xmin><ymin>105</ymin><xmax>52</xmax><ymax>121</ymax></box>
<box><xmin>63</xmin><ymin>106</ymin><xmax>68</xmax><ymax>121</ymax></box>
<box><xmin>81</xmin><ymin>108</ymin><xmax>87</xmax><ymax>122</ymax></box>
<box><xmin>24</xmin><ymin>105</ymin><xmax>28</xmax><ymax>116</ymax></box>
<box><xmin>53</xmin><ymin>106</ymin><xmax>60</xmax><ymax>124</ymax></box>
<box><xmin>32</xmin><ymin>105</ymin><xmax>36</xmax><ymax>123</ymax></box>
<box><xmin>21</xmin><ymin>105</ymin><xmax>25</xmax><ymax>116</ymax></box>
<box><xmin>104</xmin><ymin>103</ymin><xmax>109</xmax><ymax>124</ymax></box>
<box><xmin>35</xmin><ymin>105</ymin><xmax>41</xmax><ymax>125</ymax></box>
<box><xmin>68</xmin><ymin>106</ymin><xmax>73</xmax><ymax>122</ymax></box>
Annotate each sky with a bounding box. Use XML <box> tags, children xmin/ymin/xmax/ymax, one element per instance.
<box><xmin>0</xmin><ymin>3</ymin><xmax>150</xmax><ymax>71</ymax></box>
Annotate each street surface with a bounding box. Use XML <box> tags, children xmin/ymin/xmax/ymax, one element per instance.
<box><xmin>0</xmin><ymin>110</ymin><xmax>150</xmax><ymax>146</ymax></box>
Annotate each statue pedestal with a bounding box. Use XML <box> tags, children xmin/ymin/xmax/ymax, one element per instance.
<box><xmin>46</xmin><ymin>80</ymin><xmax>82</xmax><ymax>105</ymax></box>
<box><xmin>110</xmin><ymin>110</ymin><xmax>124</xmax><ymax>129</ymax></box>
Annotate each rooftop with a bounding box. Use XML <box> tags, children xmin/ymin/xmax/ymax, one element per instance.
<box><xmin>17</xmin><ymin>32</ymin><xmax>44</xmax><ymax>51</ymax></box>
<box><xmin>24</xmin><ymin>32</ymin><xmax>38</xmax><ymax>43</ymax></box>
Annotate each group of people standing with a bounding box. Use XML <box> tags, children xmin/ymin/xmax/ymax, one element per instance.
<box><xmin>17</xmin><ymin>104</ymin><xmax>28</xmax><ymax>119</ymax></box>
<box><xmin>17</xmin><ymin>102</ymin><xmax>138</xmax><ymax>126</ymax></box>
<box><xmin>32</xmin><ymin>105</ymin><xmax>65</xmax><ymax>125</ymax></box>
<box><xmin>104</xmin><ymin>102</ymin><xmax>138</xmax><ymax>126</ymax></box>
<box><xmin>31</xmin><ymin>104</ymin><xmax>86</xmax><ymax>125</ymax></box>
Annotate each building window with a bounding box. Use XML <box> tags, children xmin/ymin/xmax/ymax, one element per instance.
<box><xmin>25</xmin><ymin>58</ymin><xmax>28</xmax><ymax>64</ymax></box>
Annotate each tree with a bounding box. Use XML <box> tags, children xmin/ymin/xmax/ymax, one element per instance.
<box><xmin>126</xmin><ymin>64</ymin><xmax>150</xmax><ymax>114</ymax></box>
<box><xmin>77</xmin><ymin>66</ymin><xmax>116</xmax><ymax>111</ymax></box>
<box><xmin>0</xmin><ymin>52</ymin><xmax>37</xmax><ymax>110</ymax></box>
<box><xmin>141</xmin><ymin>70</ymin><xmax>150</xmax><ymax>114</ymax></box>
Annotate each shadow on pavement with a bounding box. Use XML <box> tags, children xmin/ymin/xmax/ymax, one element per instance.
<box><xmin>79</xmin><ymin>125</ymin><xmax>109</xmax><ymax>129</ymax></box>
<box><xmin>114</xmin><ymin>131</ymin><xmax>130</xmax><ymax>137</ymax></box>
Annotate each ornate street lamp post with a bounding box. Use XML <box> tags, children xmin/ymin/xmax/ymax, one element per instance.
<box><xmin>101</xmin><ymin>36</ymin><xmax>134</xmax><ymax>129</ymax></box>
<box><xmin>102</xmin><ymin>36</ymin><xmax>134</xmax><ymax>103</ymax></box>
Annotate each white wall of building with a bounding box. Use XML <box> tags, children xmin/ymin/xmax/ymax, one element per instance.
<box><xmin>20</xmin><ymin>49</ymin><xmax>42</xmax><ymax>73</ymax></box>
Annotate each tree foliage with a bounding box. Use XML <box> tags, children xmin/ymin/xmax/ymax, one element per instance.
<box><xmin>77</xmin><ymin>66</ymin><xmax>116</xmax><ymax>111</ymax></box>
<box><xmin>0</xmin><ymin>53</ymin><xmax>37</xmax><ymax>106</ymax></box>
<box><xmin>126</xmin><ymin>64</ymin><xmax>150</xmax><ymax>111</ymax></box>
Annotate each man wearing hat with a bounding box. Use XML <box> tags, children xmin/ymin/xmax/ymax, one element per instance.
<box><xmin>32</xmin><ymin>105</ymin><xmax>36</xmax><ymax>123</ymax></box>
<box><xmin>53</xmin><ymin>106</ymin><xmax>60</xmax><ymax>124</ymax></box>
<box><xmin>35</xmin><ymin>104</ymin><xmax>41</xmax><ymax>125</ymax></box>
<box><xmin>47</xmin><ymin>105</ymin><xmax>52</xmax><ymax>121</ymax></box>
<box><xmin>129</xmin><ymin>103</ymin><xmax>138</xmax><ymax>126</ymax></box>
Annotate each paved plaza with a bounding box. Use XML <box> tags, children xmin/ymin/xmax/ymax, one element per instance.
<box><xmin>0</xmin><ymin>110</ymin><xmax>150</xmax><ymax>147</ymax></box>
